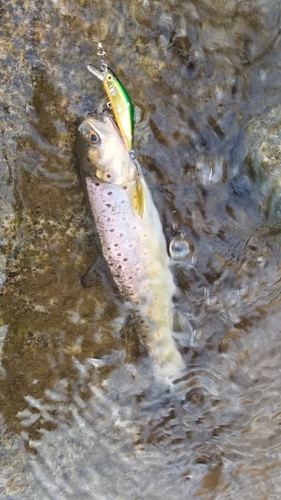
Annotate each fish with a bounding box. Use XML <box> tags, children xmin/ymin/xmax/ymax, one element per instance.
<box><xmin>77</xmin><ymin>112</ymin><xmax>185</xmax><ymax>382</ymax></box>
<box><xmin>87</xmin><ymin>65</ymin><xmax>134</xmax><ymax>153</ymax></box>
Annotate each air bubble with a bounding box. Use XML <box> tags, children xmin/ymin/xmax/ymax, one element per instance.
<box><xmin>169</xmin><ymin>234</ymin><xmax>194</xmax><ymax>260</ymax></box>
<box><xmin>257</xmin><ymin>256</ymin><xmax>266</xmax><ymax>267</ymax></box>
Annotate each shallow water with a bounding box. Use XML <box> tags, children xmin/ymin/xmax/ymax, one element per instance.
<box><xmin>1</xmin><ymin>0</ymin><xmax>281</xmax><ymax>498</ymax></box>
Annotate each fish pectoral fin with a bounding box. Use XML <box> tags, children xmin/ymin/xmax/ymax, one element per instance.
<box><xmin>130</xmin><ymin>176</ymin><xmax>145</xmax><ymax>218</ymax></box>
<box><xmin>80</xmin><ymin>256</ymin><xmax>116</xmax><ymax>291</ymax></box>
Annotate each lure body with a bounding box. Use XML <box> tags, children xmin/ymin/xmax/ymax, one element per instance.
<box><xmin>88</xmin><ymin>65</ymin><xmax>134</xmax><ymax>152</ymax></box>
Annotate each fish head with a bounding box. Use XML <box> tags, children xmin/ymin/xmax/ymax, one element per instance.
<box><xmin>77</xmin><ymin>113</ymin><xmax>136</xmax><ymax>185</ymax></box>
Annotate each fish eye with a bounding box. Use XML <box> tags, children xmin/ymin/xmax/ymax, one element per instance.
<box><xmin>107</xmin><ymin>74</ymin><xmax>113</xmax><ymax>81</ymax></box>
<box><xmin>87</xmin><ymin>132</ymin><xmax>99</xmax><ymax>145</ymax></box>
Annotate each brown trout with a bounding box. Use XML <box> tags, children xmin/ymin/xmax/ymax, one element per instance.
<box><xmin>77</xmin><ymin>113</ymin><xmax>185</xmax><ymax>381</ymax></box>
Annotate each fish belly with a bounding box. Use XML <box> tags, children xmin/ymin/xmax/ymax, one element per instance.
<box><xmin>85</xmin><ymin>177</ymin><xmax>185</xmax><ymax>380</ymax></box>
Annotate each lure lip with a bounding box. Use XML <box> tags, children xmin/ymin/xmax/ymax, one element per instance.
<box><xmin>87</xmin><ymin>64</ymin><xmax>104</xmax><ymax>81</ymax></box>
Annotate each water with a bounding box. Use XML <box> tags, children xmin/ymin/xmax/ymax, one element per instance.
<box><xmin>1</xmin><ymin>0</ymin><xmax>281</xmax><ymax>497</ymax></box>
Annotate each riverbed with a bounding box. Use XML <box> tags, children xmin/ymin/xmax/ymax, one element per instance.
<box><xmin>1</xmin><ymin>0</ymin><xmax>281</xmax><ymax>498</ymax></box>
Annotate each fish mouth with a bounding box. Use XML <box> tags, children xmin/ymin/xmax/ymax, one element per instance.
<box><xmin>78</xmin><ymin>112</ymin><xmax>115</xmax><ymax>140</ymax></box>
<box><xmin>80</xmin><ymin>112</ymin><xmax>111</xmax><ymax>133</ymax></box>
<box><xmin>85</xmin><ymin>111</ymin><xmax>109</xmax><ymax>123</ymax></box>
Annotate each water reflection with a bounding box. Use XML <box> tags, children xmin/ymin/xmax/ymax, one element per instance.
<box><xmin>267</xmin><ymin>188</ymin><xmax>281</xmax><ymax>226</ymax></box>
<box><xmin>1</xmin><ymin>0</ymin><xmax>281</xmax><ymax>498</ymax></box>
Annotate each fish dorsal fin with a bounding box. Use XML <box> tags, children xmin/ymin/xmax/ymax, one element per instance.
<box><xmin>131</xmin><ymin>175</ymin><xmax>145</xmax><ymax>218</ymax></box>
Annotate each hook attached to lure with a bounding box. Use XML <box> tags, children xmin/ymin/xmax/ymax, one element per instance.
<box><xmin>96</xmin><ymin>42</ymin><xmax>107</xmax><ymax>71</ymax></box>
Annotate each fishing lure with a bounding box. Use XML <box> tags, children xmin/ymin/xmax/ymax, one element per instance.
<box><xmin>87</xmin><ymin>64</ymin><xmax>134</xmax><ymax>153</ymax></box>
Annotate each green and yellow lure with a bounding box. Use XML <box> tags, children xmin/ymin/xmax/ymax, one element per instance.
<box><xmin>87</xmin><ymin>65</ymin><xmax>134</xmax><ymax>153</ymax></box>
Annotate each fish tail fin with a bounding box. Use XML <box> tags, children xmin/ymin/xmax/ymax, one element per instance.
<box><xmin>147</xmin><ymin>328</ymin><xmax>186</xmax><ymax>383</ymax></box>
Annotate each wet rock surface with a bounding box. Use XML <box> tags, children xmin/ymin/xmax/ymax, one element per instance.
<box><xmin>1</xmin><ymin>0</ymin><xmax>281</xmax><ymax>498</ymax></box>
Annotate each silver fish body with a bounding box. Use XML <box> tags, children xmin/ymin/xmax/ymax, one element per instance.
<box><xmin>77</xmin><ymin>113</ymin><xmax>184</xmax><ymax>381</ymax></box>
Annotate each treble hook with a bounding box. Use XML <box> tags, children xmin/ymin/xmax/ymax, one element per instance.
<box><xmin>96</xmin><ymin>42</ymin><xmax>107</xmax><ymax>71</ymax></box>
